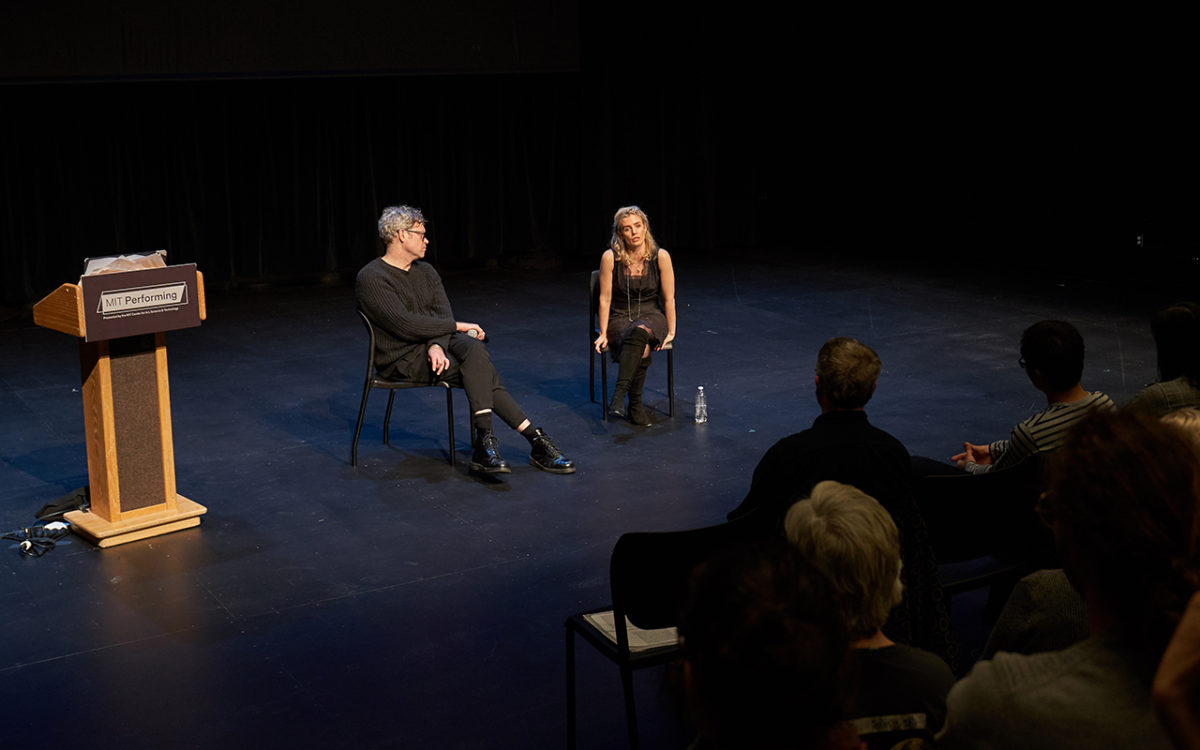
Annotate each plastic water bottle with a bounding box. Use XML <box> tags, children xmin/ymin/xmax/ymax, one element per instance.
<box><xmin>694</xmin><ymin>386</ymin><xmax>708</xmax><ymax>424</ymax></box>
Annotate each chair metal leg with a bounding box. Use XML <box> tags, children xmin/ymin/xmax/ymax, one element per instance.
<box><xmin>352</xmin><ymin>384</ymin><xmax>371</xmax><ymax>467</ymax></box>
<box><xmin>589</xmin><ymin>347</ymin><xmax>596</xmax><ymax>403</ymax></box>
<box><xmin>620</xmin><ymin>663</ymin><xmax>640</xmax><ymax>750</ymax></box>
<box><xmin>666</xmin><ymin>349</ymin><xmax>675</xmax><ymax>417</ymax></box>
<box><xmin>444</xmin><ymin>384</ymin><xmax>456</xmax><ymax>466</ymax></box>
<box><xmin>383</xmin><ymin>391</ymin><xmax>397</xmax><ymax>445</ymax></box>
<box><xmin>566</xmin><ymin>628</ymin><xmax>578</xmax><ymax>750</ymax></box>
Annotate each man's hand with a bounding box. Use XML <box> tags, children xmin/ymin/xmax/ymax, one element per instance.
<box><xmin>952</xmin><ymin>442</ymin><xmax>991</xmax><ymax>468</ymax></box>
<box><xmin>594</xmin><ymin>333</ymin><xmax>608</xmax><ymax>353</ymax></box>
<box><xmin>428</xmin><ymin>344</ymin><xmax>450</xmax><ymax>376</ymax></box>
<box><xmin>655</xmin><ymin>332</ymin><xmax>675</xmax><ymax>351</ymax></box>
<box><xmin>456</xmin><ymin>321</ymin><xmax>485</xmax><ymax>340</ymax></box>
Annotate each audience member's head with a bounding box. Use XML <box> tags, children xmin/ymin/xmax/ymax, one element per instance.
<box><xmin>784</xmin><ymin>480</ymin><xmax>904</xmax><ymax>642</ymax></box>
<box><xmin>1163</xmin><ymin>407</ymin><xmax>1200</xmax><ymax>447</ymax></box>
<box><xmin>1043</xmin><ymin>408</ymin><xmax>1200</xmax><ymax>656</ymax></box>
<box><xmin>1151</xmin><ymin>302</ymin><xmax>1200</xmax><ymax>384</ymax></box>
<box><xmin>680</xmin><ymin>541</ymin><xmax>856</xmax><ymax>750</ymax></box>
<box><xmin>1020</xmin><ymin>320</ymin><xmax>1086</xmax><ymax>392</ymax></box>
<box><xmin>815</xmin><ymin>337</ymin><xmax>881</xmax><ymax>411</ymax></box>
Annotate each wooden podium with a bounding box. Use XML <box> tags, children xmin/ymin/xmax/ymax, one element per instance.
<box><xmin>33</xmin><ymin>263</ymin><xmax>208</xmax><ymax>547</ymax></box>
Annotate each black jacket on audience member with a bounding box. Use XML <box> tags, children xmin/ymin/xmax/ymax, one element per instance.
<box><xmin>729</xmin><ymin>410</ymin><xmax>958</xmax><ymax>669</ymax></box>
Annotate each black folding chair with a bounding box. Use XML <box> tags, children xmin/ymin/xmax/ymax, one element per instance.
<box><xmin>351</xmin><ymin>309</ymin><xmax>458</xmax><ymax>467</ymax></box>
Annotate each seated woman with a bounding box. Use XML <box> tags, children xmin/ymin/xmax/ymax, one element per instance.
<box><xmin>594</xmin><ymin>206</ymin><xmax>676</xmax><ymax>426</ymax></box>
<box><xmin>937</xmin><ymin>408</ymin><xmax>1200</xmax><ymax>749</ymax></box>
<box><xmin>1128</xmin><ymin>301</ymin><xmax>1200</xmax><ymax>416</ymax></box>
<box><xmin>785</xmin><ymin>480</ymin><xmax>956</xmax><ymax>749</ymax></box>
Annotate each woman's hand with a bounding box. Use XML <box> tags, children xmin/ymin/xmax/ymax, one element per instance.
<box><xmin>656</xmin><ymin>332</ymin><xmax>675</xmax><ymax>350</ymax></box>
<box><xmin>594</xmin><ymin>333</ymin><xmax>608</xmax><ymax>353</ymax></box>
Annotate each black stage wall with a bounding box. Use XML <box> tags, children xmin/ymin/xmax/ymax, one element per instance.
<box><xmin>2</xmin><ymin>4</ymin><xmax>1197</xmax><ymax>308</ymax></box>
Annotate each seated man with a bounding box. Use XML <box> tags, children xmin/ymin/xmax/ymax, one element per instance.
<box><xmin>786</xmin><ymin>480</ymin><xmax>956</xmax><ymax>750</ymax></box>
<box><xmin>1127</xmin><ymin>301</ymin><xmax>1200</xmax><ymax>417</ymax></box>
<box><xmin>728</xmin><ymin>337</ymin><xmax>955</xmax><ymax>668</ymax></box>
<box><xmin>355</xmin><ymin>205</ymin><xmax>573</xmax><ymax>476</ymax></box>
<box><xmin>728</xmin><ymin>337</ymin><xmax>910</xmax><ymax>527</ymax></box>
<box><xmin>952</xmin><ymin>320</ymin><xmax>1113</xmax><ymax>473</ymax></box>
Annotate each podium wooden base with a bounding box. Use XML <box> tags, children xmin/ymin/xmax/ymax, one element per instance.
<box><xmin>65</xmin><ymin>496</ymin><xmax>207</xmax><ymax>548</ymax></box>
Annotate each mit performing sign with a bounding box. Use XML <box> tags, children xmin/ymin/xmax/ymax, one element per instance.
<box><xmin>98</xmin><ymin>282</ymin><xmax>190</xmax><ymax>315</ymax></box>
<box><xmin>80</xmin><ymin>264</ymin><xmax>202</xmax><ymax>342</ymax></box>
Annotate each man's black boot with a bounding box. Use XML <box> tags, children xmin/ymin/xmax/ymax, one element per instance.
<box><xmin>527</xmin><ymin>428</ymin><xmax>575</xmax><ymax>474</ymax></box>
<box><xmin>470</xmin><ymin>427</ymin><xmax>510</xmax><ymax>474</ymax></box>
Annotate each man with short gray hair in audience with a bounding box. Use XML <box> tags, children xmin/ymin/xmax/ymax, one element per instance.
<box><xmin>728</xmin><ymin>336</ymin><xmax>910</xmax><ymax>528</ymax></box>
<box><xmin>729</xmin><ymin>337</ymin><xmax>957</xmax><ymax>666</ymax></box>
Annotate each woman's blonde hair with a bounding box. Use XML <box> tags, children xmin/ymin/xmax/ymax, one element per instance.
<box><xmin>784</xmin><ymin>480</ymin><xmax>904</xmax><ymax>640</ymax></box>
<box><xmin>608</xmin><ymin>205</ymin><xmax>659</xmax><ymax>264</ymax></box>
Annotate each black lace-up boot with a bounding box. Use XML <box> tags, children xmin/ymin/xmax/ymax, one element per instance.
<box><xmin>470</xmin><ymin>427</ymin><xmax>510</xmax><ymax>474</ymax></box>
<box><xmin>526</xmin><ymin>428</ymin><xmax>575</xmax><ymax>473</ymax></box>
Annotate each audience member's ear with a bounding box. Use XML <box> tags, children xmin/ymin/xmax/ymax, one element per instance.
<box><xmin>1027</xmin><ymin>366</ymin><xmax>1045</xmax><ymax>390</ymax></box>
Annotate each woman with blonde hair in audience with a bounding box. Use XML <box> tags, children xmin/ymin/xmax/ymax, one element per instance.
<box><xmin>786</xmin><ymin>480</ymin><xmax>955</xmax><ymax>749</ymax></box>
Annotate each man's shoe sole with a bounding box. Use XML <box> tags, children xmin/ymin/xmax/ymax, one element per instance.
<box><xmin>470</xmin><ymin>462</ymin><xmax>511</xmax><ymax>474</ymax></box>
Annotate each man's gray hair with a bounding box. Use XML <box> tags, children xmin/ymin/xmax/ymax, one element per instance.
<box><xmin>784</xmin><ymin>480</ymin><xmax>904</xmax><ymax>640</ymax></box>
<box><xmin>378</xmin><ymin>205</ymin><xmax>426</xmax><ymax>243</ymax></box>
<box><xmin>815</xmin><ymin>337</ymin><xmax>881</xmax><ymax>409</ymax></box>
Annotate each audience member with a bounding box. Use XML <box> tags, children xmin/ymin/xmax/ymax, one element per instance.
<box><xmin>728</xmin><ymin>336</ymin><xmax>955</xmax><ymax>667</ymax></box>
<box><xmin>786</xmin><ymin>480</ymin><xmax>955</xmax><ymax>749</ymax></box>
<box><xmin>981</xmin><ymin>568</ymin><xmax>1088</xmax><ymax>659</ymax></box>
<box><xmin>1163</xmin><ymin>406</ymin><xmax>1200</xmax><ymax>444</ymax></box>
<box><xmin>948</xmin><ymin>320</ymin><xmax>1113</xmax><ymax>474</ymax></box>
<box><xmin>1128</xmin><ymin>302</ymin><xmax>1200</xmax><ymax>417</ymax></box>
<box><xmin>1154</xmin><ymin>589</ymin><xmax>1200</xmax><ymax>750</ymax></box>
<box><xmin>679</xmin><ymin>541</ymin><xmax>860</xmax><ymax>750</ymax></box>
<box><xmin>937</xmin><ymin>408</ymin><xmax>1200</xmax><ymax>749</ymax></box>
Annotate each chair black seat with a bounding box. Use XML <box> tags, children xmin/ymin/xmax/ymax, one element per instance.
<box><xmin>564</xmin><ymin>515</ymin><xmax>757</xmax><ymax>749</ymax></box>
<box><xmin>351</xmin><ymin>308</ymin><xmax>458</xmax><ymax>467</ymax></box>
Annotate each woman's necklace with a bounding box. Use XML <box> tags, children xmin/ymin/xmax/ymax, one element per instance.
<box><xmin>624</xmin><ymin>257</ymin><xmax>645</xmax><ymax>322</ymax></box>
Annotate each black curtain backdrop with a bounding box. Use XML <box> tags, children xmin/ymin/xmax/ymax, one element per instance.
<box><xmin>1</xmin><ymin>69</ymin><xmax>804</xmax><ymax>306</ymax></box>
<box><xmin>3</xmin><ymin>6</ymin><xmax>1197</xmax><ymax>308</ymax></box>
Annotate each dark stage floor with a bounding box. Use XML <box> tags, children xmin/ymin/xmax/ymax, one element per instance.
<box><xmin>0</xmin><ymin>255</ymin><xmax>1182</xmax><ymax>748</ymax></box>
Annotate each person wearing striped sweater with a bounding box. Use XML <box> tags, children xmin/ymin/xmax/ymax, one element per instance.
<box><xmin>953</xmin><ymin>320</ymin><xmax>1114</xmax><ymax>474</ymax></box>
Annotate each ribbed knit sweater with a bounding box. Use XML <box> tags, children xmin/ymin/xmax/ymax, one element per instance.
<box><xmin>355</xmin><ymin>258</ymin><xmax>457</xmax><ymax>380</ymax></box>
